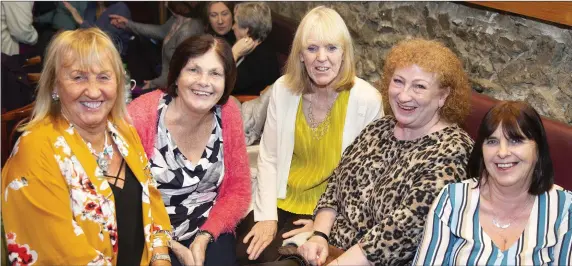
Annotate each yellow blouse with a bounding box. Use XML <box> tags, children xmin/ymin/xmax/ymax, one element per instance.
<box><xmin>277</xmin><ymin>90</ymin><xmax>350</xmax><ymax>214</ymax></box>
<box><xmin>1</xmin><ymin>116</ymin><xmax>172</xmax><ymax>265</ymax></box>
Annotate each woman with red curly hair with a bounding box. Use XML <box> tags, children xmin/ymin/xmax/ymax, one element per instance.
<box><xmin>298</xmin><ymin>38</ymin><xmax>475</xmax><ymax>265</ymax></box>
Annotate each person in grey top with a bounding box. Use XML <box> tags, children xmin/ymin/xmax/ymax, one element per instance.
<box><xmin>110</xmin><ymin>1</ymin><xmax>204</xmax><ymax>90</ymax></box>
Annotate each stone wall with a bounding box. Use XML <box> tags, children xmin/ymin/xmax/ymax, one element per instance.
<box><xmin>266</xmin><ymin>2</ymin><xmax>572</xmax><ymax>124</ymax></box>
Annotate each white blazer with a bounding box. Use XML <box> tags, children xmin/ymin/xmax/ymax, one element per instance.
<box><xmin>253</xmin><ymin>76</ymin><xmax>384</xmax><ymax>221</ymax></box>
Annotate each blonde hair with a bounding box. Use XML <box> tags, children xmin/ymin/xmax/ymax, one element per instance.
<box><xmin>21</xmin><ymin>28</ymin><xmax>126</xmax><ymax>131</ymax></box>
<box><xmin>284</xmin><ymin>6</ymin><xmax>355</xmax><ymax>94</ymax></box>
<box><xmin>380</xmin><ymin>38</ymin><xmax>471</xmax><ymax>125</ymax></box>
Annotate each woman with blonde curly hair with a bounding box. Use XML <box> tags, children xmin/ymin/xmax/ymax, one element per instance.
<box><xmin>297</xmin><ymin>38</ymin><xmax>475</xmax><ymax>265</ymax></box>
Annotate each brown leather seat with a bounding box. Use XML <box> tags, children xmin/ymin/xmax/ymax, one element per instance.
<box><xmin>1</xmin><ymin>102</ymin><xmax>34</xmax><ymax>166</ymax></box>
<box><xmin>463</xmin><ymin>91</ymin><xmax>572</xmax><ymax>190</ymax></box>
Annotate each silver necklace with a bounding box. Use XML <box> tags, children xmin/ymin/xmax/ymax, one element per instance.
<box><xmin>86</xmin><ymin>133</ymin><xmax>114</xmax><ymax>174</ymax></box>
<box><xmin>490</xmin><ymin>190</ymin><xmax>534</xmax><ymax>229</ymax></box>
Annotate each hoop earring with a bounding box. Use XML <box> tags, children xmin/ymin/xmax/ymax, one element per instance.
<box><xmin>51</xmin><ymin>92</ymin><xmax>60</xmax><ymax>101</ymax></box>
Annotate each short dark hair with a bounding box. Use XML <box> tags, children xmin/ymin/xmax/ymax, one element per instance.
<box><xmin>467</xmin><ymin>101</ymin><xmax>553</xmax><ymax>195</ymax></box>
<box><xmin>166</xmin><ymin>34</ymin><xmax>236</xmax><ymax>105</ymax></box>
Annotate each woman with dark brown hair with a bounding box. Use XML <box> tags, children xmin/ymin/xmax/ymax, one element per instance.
<box><xmin>204</xmin><ymin>2</ymin><xmax>236</xmax><ymax>45</ymax></box>
<box><xmin>128</xmin><ymin>34</ymin><xmax>251</xmax><ymax>266</ymax></box>
<box><xmin>110</xmin><ymin>1</ymin><xmax>204</xmax><ymax>90</ymax></box>
<box><xmin>414</xmin><ymin>101</ymin><xmax>572</xmax><ymax>265</ymax></box>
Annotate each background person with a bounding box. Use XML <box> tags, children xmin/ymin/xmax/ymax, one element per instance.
<box><xmin>414</xmin><ymin>101</ymin><xmax>572</xmax><ymax>265</ymax></box>
<box><xmin>230</xmin><ymin>2</ymin><xmax>280</xmax><ymax>96</ymax></box>
<box><xmin>298</xmin><ymin>38</ymin><xmax>474</xmax><ymax>265</ymax></box>
<box><xmin>204</xmin><ymin>1</ymin><xmax>235</xmax><ymax>45</ymax></box>
<box><xmin>1</xmin><ymin>28</ymin><xmax>172</xmax><ymax>266</ymax></box>
<box><xmin>110</xmin><ymin>1</ymin><xmax>204</xmax><ymax>90</ymax></box>
<box><xmin>235</xmin><ymin>6</ymin><xmax>383</xmax><ymax>264</ymax></box>
<box><xmin>128</xmin><ymin>34</ymin><xmax>251</xmax><ymax>266</ymax></box>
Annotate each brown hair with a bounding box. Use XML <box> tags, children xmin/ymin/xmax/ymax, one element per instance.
<box><xmin>380</xmin><ymin>38</ymin><xmax>471</xmax><ymax>125</ymax></box>
<box><xmin>166</xmin><ymin>34</ymin><xmax>236</xmax><ymax>105</ymax></box>
<box><xmin>468</xmin><ymin>101</ymin><xmax>553</xmax><ymax>195</ymax></box>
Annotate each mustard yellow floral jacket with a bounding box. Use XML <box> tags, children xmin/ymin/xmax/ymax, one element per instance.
<box><xmin>1</xmin><ymin>116</ymin><xmax>172</xmax><ymax>265</ymax></box>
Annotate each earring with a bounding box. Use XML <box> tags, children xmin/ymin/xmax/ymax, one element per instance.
<box><xmin>51</xmin><ymin>92</ymin><xmax>59</xmax><ymax>101</ymax></box>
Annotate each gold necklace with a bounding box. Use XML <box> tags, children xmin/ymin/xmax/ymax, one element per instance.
<box><xmin>307</xmin><ymin>91</ymin><xmax>337</xmax><ymax>140</ymax></box>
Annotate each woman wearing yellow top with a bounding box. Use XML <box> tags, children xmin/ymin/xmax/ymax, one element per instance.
<box><xmin>235</xmin><ymin>6</ymin><xmax>383</xmax><ymax>264</ymax></box>
<box><xmin>1</xmin><ymin>28</ymin><xmax>172</xmax><ymax>266</ymax></box>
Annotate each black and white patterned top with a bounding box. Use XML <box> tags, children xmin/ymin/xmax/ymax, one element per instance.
<box><xmin>150</xmin><ymin>94</ymin><xmax>224</xmax><ymax>241</ymax></box>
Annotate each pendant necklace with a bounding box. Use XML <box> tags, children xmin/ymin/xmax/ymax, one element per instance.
<box><xmin>86</xmin><ymin>132</ymin><xmax>114</xmax><ymax>174</ymax></box>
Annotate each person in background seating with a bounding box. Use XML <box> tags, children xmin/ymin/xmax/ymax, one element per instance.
<box><xmin>1</xmin><ymin>1</ymin><xmax>38</xmax><ymax>55</ymax></box>
<box><xmin>110</xmin><ymin>1</ymin><xmax>204</xmax><ymax>90</ymax></box>
<box><xmin>62</xmin><ymin>1</ymin><xmax>132</xmax><ymax>57</ymax></box>
<box><xmin>204</xmin><ymin>1</ymin><xmax>236</xmax><ymax>46</ymax></box>
<box><xmin>230</xmin><ymin>2</ymin><xmax>280</xmax><ymax>96</ymax></box>
<box><xmin>235</xmin><ymin>6</ymin><xmax>383</xmax><ymax>264</ymax></box>
<box><xmin>128</xmin><ymin>34</ymin><xmax>251</xmax><ymax>266</ymax></box>
<box><xmin>298</xmin><ymin>38</ymin><xmax>474</xmax><ymax>265</ymax></box>
<box><xmin>1</xmin><ymin>27</ymin><xmax>172</xmax><ymax>266</ymax></box>
<box><xmin>414</xmin><ymin>101</ymin><xmax>572</xmax><ymax>265</ymax></box>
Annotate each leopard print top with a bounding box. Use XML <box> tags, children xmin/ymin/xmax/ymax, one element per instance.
<box><xmin>315</xmin><ymin>116</ymin><xmax>474</xmax><ymax>265</ymax></box>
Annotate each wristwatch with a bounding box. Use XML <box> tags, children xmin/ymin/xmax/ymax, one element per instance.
<box><xmin>197</xmin><ymin>229</ymin><xmax>215</xmax><ymax>243</ymax></box>
<box><xmin>150</xmin><ymin>253</ymin><xmax>171</xmax><ymax>264</ymax></box>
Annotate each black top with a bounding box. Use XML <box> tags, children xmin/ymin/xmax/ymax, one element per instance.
<box><xmin>233</xmin><ymin>39</ymin><xmax>281</xmax><ymax>96</ymax></box>
<box><xmin>107</xmin><ymin>160</ymin><xmax>145</xmax><ymax>265</ymax></box>
<box><xmin>210</xmin><ymin>30</ymin><xmax>236</xmax><ymax>46</ymax></box>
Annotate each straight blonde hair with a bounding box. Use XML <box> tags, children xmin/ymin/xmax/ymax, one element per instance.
<box><xmin>21</xmin><ymin>28</ymin><xmax>126</xmax><ymax>131</ymax></box>
<box><xmin>284</xmin><ymin>6</ymin><xmax>355</xmax><ymax>94</ymax></box>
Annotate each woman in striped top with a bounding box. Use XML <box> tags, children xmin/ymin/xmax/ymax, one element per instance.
<box><xmin>414</xmin><ymin>101</ymin><xmax>572</xmax><ymax>265</ymax></box>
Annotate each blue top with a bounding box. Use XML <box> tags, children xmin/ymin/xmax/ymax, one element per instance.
<box><xmin>413</xmin><ymin>179</ymin><xmax>572</xmax><ymax>266</ymax></box>
<box><xmin>80</xmin><ymin>2</ymin><xmax>131</xmax><ymax>55</ymax></box>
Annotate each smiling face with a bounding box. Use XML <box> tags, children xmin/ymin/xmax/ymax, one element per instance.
<box><xmin>175</xmin><ymin>48</ymin><xmax>225</xmax><ymax>114</ymax></box>
<box><xmin>388</xmin><ymin>64</ymin><xmax>450</xmax><ymax>130</ymax></box>
<box><xmin>300</xmin><ymin>34</ymin><xmax>343</xmax><ymax>88</ymax></box>
<box><xmin>482</xmin><ymin>124</ymin><xmax>538</xmax><ymax>188</ymax></box>
<box><xmin>209</xmin><ymin>2</ymin><xmax>233</xmax><ymax>36</ymax></box>
<box><xmin>57</xmin><ymin>58</ymin><xmax>117</xmax><ymax>131</ymax></box>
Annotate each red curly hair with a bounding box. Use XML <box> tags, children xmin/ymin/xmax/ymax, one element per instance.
<box><xmin>380</xmin><ymin>38</ymin><xmax>471</xmax><ymax>125</ymax></box>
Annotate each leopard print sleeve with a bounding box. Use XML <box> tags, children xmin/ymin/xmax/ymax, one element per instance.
<box><xmin>357</xmin><ymin>127</ymin><xmax>474</xmax><ymax>265</ymax></box>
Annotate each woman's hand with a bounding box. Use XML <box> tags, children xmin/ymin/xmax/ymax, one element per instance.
<box><xmin>243</xmin><ymin>220</ymin><xmax>277</xmax><ymax>260</ymax></box>
<box><xmin>232</xmin><ymin>37</ymin><xmax>260</xmax><ymax>62</ymax></box>
<box><xmin>299</xmin><ymin>236</ymin><xmax>329</xmax><ymax>266</ymax></box>
<box><xmin>109</xmin><ymin>14</ymin><xmax>129</xmax><ymax>29</ymax></box>
<box><xmin>62</xmin><ymin>1</ymin><xmax>83</xmax><ymax>25</ymax></box>
<box><xmin>189</xmin><ymin>234</ymin><xmax>211</xmax><ymax>266</ymax></box>
<box><xmin>171</xmin><ymin>241</ymin><xmax>194</xmax><ymax>266</ymax></box>
<box><xmin>282</xmin><ymin>219</ymin><xmax>314</xmax><ymax>239</ymax></box>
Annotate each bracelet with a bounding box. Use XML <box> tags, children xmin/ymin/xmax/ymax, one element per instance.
<box><xmin>312</xmin><ymin>230</ymin><xmax>329</xmax><ymax>243</ymax></box>
<box><xmin>197</xmin><ymin>229</ymin><xmax>215</xmax><ymax>243</ymax></box>
<box><xmin>150</xmin><ymin>253</ymin><xmax>171</xmax><ymax>264</ymax></box>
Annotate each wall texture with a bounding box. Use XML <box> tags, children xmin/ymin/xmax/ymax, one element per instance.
<box><xmin>266</xmin><ymin>2</ymin><xmax>572</xmax><ymax>124</ymax></box>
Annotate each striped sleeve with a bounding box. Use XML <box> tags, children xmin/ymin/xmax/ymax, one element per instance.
<box><xmin>413</xmin><ymin>184</ymin><xmax>455</xmax><ymax>265</ymax></box>
<box><xmin>554</xmin><ymin>190</ymin><xmax>572</xmax><ymax>265</ymax></box>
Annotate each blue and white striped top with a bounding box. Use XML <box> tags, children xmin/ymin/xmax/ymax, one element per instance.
<box><xmin>413</xmin><ymin>179</ymin><xmax>572</xmax><ymax>266</ymax></box>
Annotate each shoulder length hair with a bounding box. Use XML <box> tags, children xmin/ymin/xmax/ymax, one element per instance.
<box><xmin>283</xmin><ymin>6</ymin><xmax>355</xmax><ymax>94</ymax></box>
<box><xmin>21</xmin><ymin>28</ymin><xmax>126</xmax><ymax>131</ymax></box>
<box><xmin>467</xmin><ymin>101</ymin><xmax>554</xmax><ymax>195</ymax></box>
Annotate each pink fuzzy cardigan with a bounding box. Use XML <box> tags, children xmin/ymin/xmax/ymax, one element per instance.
<box><xmin>127</xmin><ymin>90</ymin><xmax>251</xmax><ymax>239</ymax></box>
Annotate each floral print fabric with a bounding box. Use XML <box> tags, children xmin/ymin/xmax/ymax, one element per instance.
<box><xmin>1</xmin><ymin>116</ymin><xmax>172</xmax><ymax>265</ymax></box>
